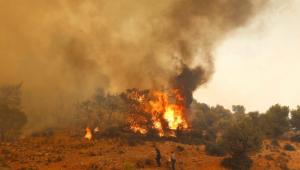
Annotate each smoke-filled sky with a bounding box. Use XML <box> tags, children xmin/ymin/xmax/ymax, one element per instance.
<box><xmin>2</xmin><ymin>0</ymin><xmax>295</xmax><ymax>128</ymax></box>
<box><xmin>195</xmin><ymin>0</ymin><xmax>300</xmax><ymax>112</ymax></box>
<box><xmin>0</xmin><ymin>0</ymin><xmax>268</xmax><ymax>119</ymax></box>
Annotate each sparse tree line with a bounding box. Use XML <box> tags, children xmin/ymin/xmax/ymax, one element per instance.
<box><xmin>1</xmin><ymin>85</ymin><xmax>300</xmax><ymax>170</ymax></box>
<box><xmin>190</xmin><ymin>102</ymin><xmax>299</xmax><ymax>170</ymax></box>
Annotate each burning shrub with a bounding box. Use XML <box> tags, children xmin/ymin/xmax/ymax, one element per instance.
<box><xmin>122</xmin><ymin>88</ymin><xmax>189</xmax><ymax>137</ymax></box>
<box><xmin>0</xmin><ymin>84</ymin><xmax>27</xmax><ymax>141</ymax></box>
<box><xmin>80</xmin><ymin>88</ymin><xmax>191</xmax><ymax>139</ymax></box>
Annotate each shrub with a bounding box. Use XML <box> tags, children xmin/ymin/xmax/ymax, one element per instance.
<box><xmin>31</xmin><ymin>128</ymin><xmax>54</xmax><ymax>137</ymax></box>
<box><xmin>284</xmin><ymin>143</ymin><xmax>296</xmax><ymax>151</ymax></box>
<box><xmin>176</xmin><ymin>145</ymin><xmax>185</xmax><ymax>152</ymax></box>
<box><xmin>221</xmin><ymin>155</ymin><xmax>253</xmax><ymax>170</ymax></box>
<box><xmin>271</xmin><ymin>139</ymin><xmax>280</xmax><ymax>147</ymax></box>
<box><xmin>263</xmin><ymin>104</ymin><xmax>290</xmax><ymax>139</ymax></box>
<box><xmin>205</xmin><ymin>142</ymin><xmax>226</xmax><ymax>157</ymax></box>
<box><xmin>221</xmin><ymin>118</ymin><xmax>262</xmax><ymax>170</ymax></box>
<box><xmin>123</xmin><ymin>162</ymin><xmax>135</xmax><ymax>170</ymax></box>
<box><xmin>126</xmin><ymin>135</ymin><xmax>145</xmax><ymax>147</ymax></box>
<box><xmin>101</xmin><ymin>126</ymin><xmax>123</xmax><ymax>138</ymax></box>
<box><xmin>290</xmin><ymin>135</ymin><xmax>300</xmax><ymax>142</ymax></box>
<box><xmin>264</xmin><ymin>154</ymin><xmax>273</xmax><ymax>161</ymax></box>
<box><xmin>86</xmin><ymin>162</ymin><xmax>101</xmax><ymax>170</ymax></box>
<box><xmin>0</xmin><ymin>157</ymin><xmax>9</xmax><ymax>170</ymax></box>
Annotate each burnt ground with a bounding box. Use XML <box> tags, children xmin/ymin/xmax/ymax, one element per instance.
<box><xmin>1</xmin><ymin>131</ymin><xmax>300</xmax><ymax>170</ymax></box>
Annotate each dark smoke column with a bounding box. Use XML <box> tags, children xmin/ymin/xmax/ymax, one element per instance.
<box><xmin>172</xmin><ymin>65</ymin><xmax>208</xmax><ymax>108</ymax></box>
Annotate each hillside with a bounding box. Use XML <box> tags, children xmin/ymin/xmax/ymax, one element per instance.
<box><xmin>1</xmin><ymin>131</ymin><xmax>299</xmax><ymax>170</ymax></box>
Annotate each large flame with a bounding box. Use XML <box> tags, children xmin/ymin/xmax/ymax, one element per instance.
<box><xmin>127</xmin><ymin>89</ymin><xmax>189</xmax><ymax>137</ymax></box>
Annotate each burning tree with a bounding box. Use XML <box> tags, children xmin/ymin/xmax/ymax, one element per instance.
<box><xmin>79</xmin><ymin>87</ymin><xmax>191</xmax><ymax>139</ymax></box>
<box><xmin>0</xmin><ymin>84</ymin><xmax>27</xmax><ymax>141</ymax></box>
<box><xmin>121</xmin><ymin>88</ymin><xmax>189</xmax><ymax>137</ymax></box>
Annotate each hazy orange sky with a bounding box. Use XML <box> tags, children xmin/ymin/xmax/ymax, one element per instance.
<box><xmin>195</xmin><ymin>0</ymin><xmax>300</xmax><ymax>112</ymax></box>
<box><xmin>0</xmin><ymin>0</ymin><xmax>298</xmax><ymax>115</ymax></box>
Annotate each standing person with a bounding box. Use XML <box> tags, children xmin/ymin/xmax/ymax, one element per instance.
<box><xmin>170</xmin><ymin>151</ymin><xmax>176</xmax><ymax>170</ymax></box>
<box><xmin>153</xmin><ymin>145</ymin><xmax>161</xmax><ymax>167</ymax></box>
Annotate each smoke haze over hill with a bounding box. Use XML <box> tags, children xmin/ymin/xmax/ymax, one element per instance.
<box><xmin>0</xmin><ymin>0</ymin><xmax>267</xmax><ymax>128</ymax></box>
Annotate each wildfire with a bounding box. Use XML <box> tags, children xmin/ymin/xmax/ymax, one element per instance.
<box><xmin>164</xmin><ymin>106</ymin><xmax>187</xmax><ymax>130</ymax></box>
<box><xmin>84</xmin><ymin>127</ymin><xmax>92</xmax><ymax>141</ymax></box>
<box><xmin>130</xmin><ymin>125</ymin><xmax>147</xmax><ymax>135</ymax></box>
<box><xmin>127</xmin><ymin>89</ymin><xmax>189</xmax><ymax>137</ymax></box>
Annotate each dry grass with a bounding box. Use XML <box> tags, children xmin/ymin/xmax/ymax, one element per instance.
<box><xmin>1</xmin><ymin>131</ymin><xmax>300</xmax><ymax>170</ymax></box>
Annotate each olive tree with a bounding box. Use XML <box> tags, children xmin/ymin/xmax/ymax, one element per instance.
<box><xmin>291</xmin><ymin>106</ymin><xmax>300</xmax><ymax>131</ymax></box>
<box><xmin>221</xmin><ymin>117</ymin><xmax>263</xmax><ymax>170</ymax></box>
<box><xmin>263</xmin><ymin>104</ymin><xmax>290</xmax><ymax>139</ymax></box>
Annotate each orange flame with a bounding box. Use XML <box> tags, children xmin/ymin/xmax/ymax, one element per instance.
<box><xmin>128</xmin><ymin>89</ymin><xmax>188</xmax><ymax>136</ymax></box>
<box><xmin>84</xmin><ymin>127</ymin><xmax>92</xmax><ymax>140</ymax></box>
<box><xmin>130</xmin><ymin>125</ymin><xmax>147</xmax><ymax>135</ymax></box>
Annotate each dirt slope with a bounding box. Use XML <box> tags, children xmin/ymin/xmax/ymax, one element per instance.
<box><xmin>1</xmin><ymin>131</ymin><xmax>299</xmax><ymax>170</ymax></box>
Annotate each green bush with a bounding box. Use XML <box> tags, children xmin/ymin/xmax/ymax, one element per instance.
<box><xmin>263</xmin><ymin>104</ymin><xmax>290</xmax><ymax>139</ymax></box>
<box><xmin>291</xmin><ymin>106</ymin><xmax>300</xmax><ymax>131</ymax></box>
<box><xmin>221</xmin><ymin>118</ymin><xmax>262</xmax><ymax>170</ymax></box>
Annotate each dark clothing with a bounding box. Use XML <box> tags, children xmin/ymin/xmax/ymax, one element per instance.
<box><xmin>155</xmin><ymin>148</ymin><xmax>161</xmax><ymax>167</ymax></box>
<box><xmin>171</xmin><ymin>159</ymin><xmax>176</xmax><ymax>170</ymax></box>
<box><xmin>171</xmin><ymin>153</ymin><xmax>176</xmax><ymax>170</ymax></box>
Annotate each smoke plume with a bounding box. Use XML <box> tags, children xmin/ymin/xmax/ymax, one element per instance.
<box><xmin>0</xmin><ymin>0</ymin><xmax>267</xmax><ymax>129</ymax></box>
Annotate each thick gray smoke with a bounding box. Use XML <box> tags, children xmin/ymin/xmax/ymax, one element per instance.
<box><xmin>0</xmin><ymin>0</ymin><xmax>267</xmax><ymax>129</ymax></box>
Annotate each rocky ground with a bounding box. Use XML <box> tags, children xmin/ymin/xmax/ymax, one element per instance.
<box><xmin>0</xmin><ymin>131</ymin><xmax>300</xmax><ymax>170</ymax></box>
